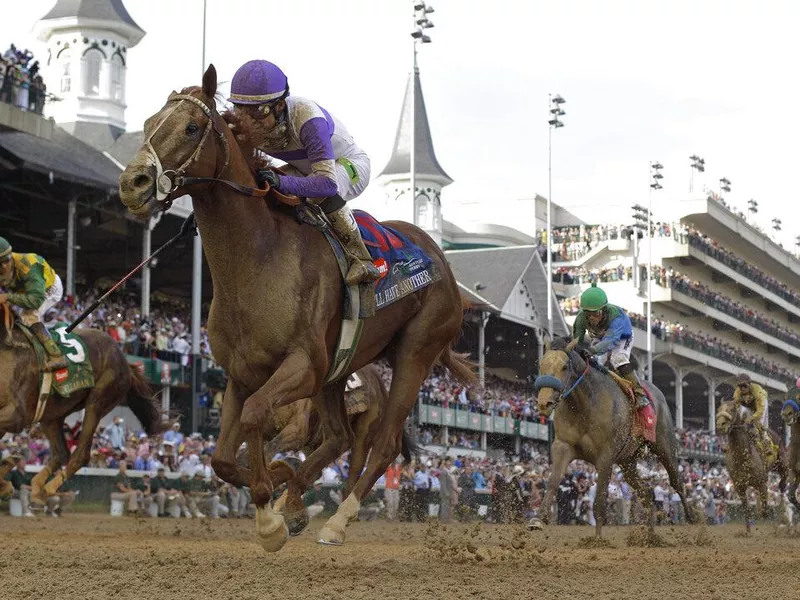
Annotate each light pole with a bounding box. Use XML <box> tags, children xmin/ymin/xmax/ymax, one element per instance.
<box><xmin>410</xmin><ymin>1</ymin><xmax>434</xmax><ymax>217</ymax></box>
<box><xmin>647</xmin><ymin>162</ymin><xmax>663</xmax><ymax>383</ymax></box>
<box><xmin>689</xmin><ymin>154</ymin><xmax>705</xmax><ymax>193</ymax></box>
<box><xmin>747</xmin><ymin>198</ymin><xmax>758</xmax><ymax>225</ymax></box>
<box><xmin>772</xmin><ymin>218</ymin><xmax>782</xmax><ymax>241</ymax></box>
<box><xmin>190</xmin><ymin>0</ymin><xmax>208</xmax><ymax>433</ymax></box>
<box><xmin>547</xmin><ymin>93</ymin><xmax>566</xmax><ymax>339</ymax></box>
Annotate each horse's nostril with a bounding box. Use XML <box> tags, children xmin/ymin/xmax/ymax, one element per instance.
<box><xmin>133</xmin><ymin>174</ymin><xmax>151</xmax><ymax>189</ymax></box>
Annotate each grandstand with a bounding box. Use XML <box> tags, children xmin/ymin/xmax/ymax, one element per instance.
<box><xmin>2</xmin><ymin>0</ymin><xmax>794</xmax><ymax>465</ymax></box>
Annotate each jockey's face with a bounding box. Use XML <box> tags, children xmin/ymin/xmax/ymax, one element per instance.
<box><xmin>235</xmin><ymin>101</ymin><xmax>282</xmax><ymax>129</ymax></box>
<box><xmin>585</xmin><ymin>308</ymin><xmax>604</xmax><ymax>327</ymax></box>
<box><xmin>0</xmin><ymin>257</ymin><xmax>13</xmax><ymax>285</ymax></box>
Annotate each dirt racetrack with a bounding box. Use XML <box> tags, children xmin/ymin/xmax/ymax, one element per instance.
<box><xmin>1</xmin><ymin>514</ymin><xmax>799</xmax><ymax>600</ymax></box>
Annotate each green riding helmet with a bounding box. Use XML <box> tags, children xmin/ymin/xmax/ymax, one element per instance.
<box><xmin>580</xmin><ymin>282</ymin><xmax>608</xmax><ymax>311</ymax></box>
<box><xmin>0</xmin><ymin>237</ymin><xmax>11</xmax><ymax>261</ymax></box>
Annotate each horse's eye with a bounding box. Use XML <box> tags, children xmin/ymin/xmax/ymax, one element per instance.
<box><xmin>185</xmin><ymin>122</ymin><xmax>200</xmax><ymax>136</ymax></box>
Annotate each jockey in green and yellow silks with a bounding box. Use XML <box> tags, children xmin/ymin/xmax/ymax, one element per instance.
<box><xmin>733</xmin><ymin>373</ymin><xmax>776</xmax><ymax>464</ymax></box>
<box><xmin>572</xmin><ymin>283</ymin><xmax>648</xmax><ymax>408</ymax></box>
<box><xmin>0</xmin><ymin>237</ymin><xmax>68</xmax><ymax>371</ymax></box>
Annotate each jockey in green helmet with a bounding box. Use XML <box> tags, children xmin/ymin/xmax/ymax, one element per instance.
<box><xmin>0</xmin><ymin>237</ymin><xmax>68</xmax><ymax>371</ymax></box>
<box><xmin>572</xmin><ymin>282</ymin><xmax>648</xmax><ymax>407</ymax></box>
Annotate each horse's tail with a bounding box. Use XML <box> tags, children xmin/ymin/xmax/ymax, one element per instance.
<box><xmin>401</xmin><ymin>427</ymin><xmax>423</xmax><ymax>462</ymax></box>
<box><xmin>126</xmin><ymin>364</ymin><xmax>167</xmax><ymax>436</ymax></box>
<box><xmin>436</xmin><ymin>336</ymin><xmax>478</xmax><ymax>387</ymax></box>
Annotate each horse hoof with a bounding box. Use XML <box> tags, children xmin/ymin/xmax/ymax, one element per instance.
<box><xmin>527</xmin><ymin>518</ymin><xmax>545</xmax><ymax>531</ymax></box>
<box><xmin>28</xmin><ymin>501</ymin><xmax>46</xmax><ymax>512</ymax></box>
<box><xmin>255</xmin><ymin>507</ymin><xmax>289</xmax><ymax>553</ymax></box>
<box><xmin>317</xmin><ymin>525</ymin><xmax>346</xmax><ymax>546</ymax></box>
<box><xmin>285</xmin><ymin>510</ymin><xmax>309</xmax><ymax>537</ymax></box>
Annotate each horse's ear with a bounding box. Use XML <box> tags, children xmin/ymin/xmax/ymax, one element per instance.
<box><xmin>202</xmin><ymin>64</ymin><xmax>217</xmax><ymax>100</ymax></box>
<box><xmin>565</xmin><ymin>338</ymin><xmax>579</xmax><ymax>353</ymax></box>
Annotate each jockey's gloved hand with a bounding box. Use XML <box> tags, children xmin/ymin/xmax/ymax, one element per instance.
<box><xmin>256</xmin><ymin>169</ymin><xmax>281</xmax><ymax>190</ymax></box>
<box><xmin>590</xmin><ymin>340</ymin><xmax>611</xmax><ymax>355</ymax></box>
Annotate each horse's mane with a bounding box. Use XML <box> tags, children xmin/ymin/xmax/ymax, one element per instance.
<box><xmin>220</xmin><ymin>110</ymin><xmax>271</xmax><ymax>172</ymax></box>
<box><xmin>549</xmin><ymin>337</ymin><xmax>572</xmax><ymax>351</ymax></box>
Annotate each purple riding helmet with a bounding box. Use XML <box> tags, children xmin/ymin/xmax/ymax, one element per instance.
<box><xmin>228</xmin><ymin>60</ymin><xmax>289</xmax><ymax>105</ymax></box>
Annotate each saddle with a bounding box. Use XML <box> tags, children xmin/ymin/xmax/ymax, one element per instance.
<box><xmin>587</xmin><ymin>356</ymin><xmax>657</xmax><ymax>443</ymax></box>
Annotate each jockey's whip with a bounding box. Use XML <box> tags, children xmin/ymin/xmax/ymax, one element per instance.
<box><xmin>65</xmin><ymin>213</ymin><xmax>197</xmax><ymax>333</ymax></box>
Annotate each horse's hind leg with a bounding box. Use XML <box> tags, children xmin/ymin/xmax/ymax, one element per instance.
<box><xmin>282</xmin><ymin>381</ymin><xmax>352</xmax><ymax>538</ymax></box>
<box><xmin>317</xmin><ymin>333</ymin><xmax>446</xmax><ymax>546</ymax></box>
<box><xmin>618</xmin><ymin>459</ymin><xmax>655</xmax><ymax>529</ymax></box>
<box><xmin>44</xmin><ymin>396</ymin><xmax>104</xmax><ymax>497</ymax></box>
<box><xmin>29</xmin><ymin>417</ymin><xmax>68</xmax><ymax>508</ymax></box>
<box><xmin>343</xmin><ymin>408</ymin><xmax>377</xmax><ymax>500</ymax></box>
<box><xmin>652</xmin><ymin>440</ymin><xmax>695</xmax><ymax>525</ymax></box>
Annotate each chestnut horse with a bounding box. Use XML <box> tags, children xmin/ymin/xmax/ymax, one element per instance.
<box><xmin>118</xmin><ymin>65</ymin><xmax>474</xmax><ymax>551</ymax></box>
<box><xmin>0</xmin><ymin>305</ymin><xmax>162</xmax><ymax>505</ymax></box>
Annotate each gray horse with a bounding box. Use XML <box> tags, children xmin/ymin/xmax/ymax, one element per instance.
<box><xmin>533</xmin><ymin>338</ymin><xmax>694</xmax><ymax>536</ymax></box>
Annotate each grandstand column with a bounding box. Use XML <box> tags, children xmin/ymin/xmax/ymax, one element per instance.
<box><xmin>480</xmin><ymin>432</ymin><xmax>487</xmax><ymax>450</ymax></box>
<box><xmin>190</xmin><ymin>233</ymin><xmax>203</xmax><ymax>433</ymax></box>
<box><xmin>707</xmin><ymin>379</ymin><xmax>717</xmax><ymax>431</ymax></box>
<box><xmin>537</xmin><ymin>329</ymin><xmax>544</xmax><ymax>364</ymax></box>
<box><xmin>442</xmin><ymin>426</ymin><xmax>449</xmax><ymax>445</ymax></box>
<box><xmin>141</xmin><ymin>218</ymin><xmax>153</xmax><ymax>317</ymax></box>
<box><xmin>674</xmin><ymin>367</ymin><xmax>684</xmax><ymax>429</ymax></box>
<box><xmin>478</xmin><ymin>311</ymin><xmax>488</xmax><ymax>386</ymax></box>
<box><xmin>66</xmin><ymin>198</ymin><xmax>76</xmax><ymax>297</ymax></box>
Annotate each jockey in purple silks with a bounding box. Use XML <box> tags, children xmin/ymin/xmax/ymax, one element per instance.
<box><xmin>228</xmin><ymin>59</ymin><xmax>380</xmax><ymax>286</ymax></box>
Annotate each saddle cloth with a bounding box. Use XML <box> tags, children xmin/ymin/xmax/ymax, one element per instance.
<box><xmin>354</xmin><ymin>210</ymin><xmax>441</xmax><ymax>311</ymax></box>
<box><xmin>612</xmin><ymin>373</ymin><xmax>657</xmax><ymax>443</ymax></box>
<box><xmin>21</xmin><ymin>322</ymin><xmax>94</xmax><ymax>397</ymax></box>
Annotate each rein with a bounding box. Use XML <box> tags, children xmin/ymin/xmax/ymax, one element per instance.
<box><xmin>144</xmin><ymin>93</ymin><xmax>270</xmax><ymax>207</ymax></box>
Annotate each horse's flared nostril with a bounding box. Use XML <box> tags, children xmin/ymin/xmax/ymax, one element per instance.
<box><xmin>133</xmin><ymin>174</ymin><xmax>152</xmax><ymax>189</ymax></box>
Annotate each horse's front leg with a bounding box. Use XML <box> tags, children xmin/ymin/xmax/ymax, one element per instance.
<box><xmin>533</xmin><ymin>439</ymin><xmax>575</xmax><ymax>528</ymax></box>
<box><xmin>240</xmin><ymin>350</ymin><xmax>321</xmax><ymax>553</ymax></box>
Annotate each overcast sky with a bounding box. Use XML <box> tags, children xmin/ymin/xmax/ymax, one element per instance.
<box><xmin>3</xmin><ymin>0</ymin><xmax>799</xmax><ymax>247</ymax></box>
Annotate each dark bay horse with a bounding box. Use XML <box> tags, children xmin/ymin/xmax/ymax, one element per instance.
<box><xmin>259</xmin><ymin>363</ymin><xmax>417</xmax><ymax>527</ymax></box>
<box><xmin>780</xmin><ymin>400</ymin><xmax>800</xmax><ymax>520</ymax></box>
<box><xmin>117</xmin><ymin>65</ymin><xmax>474</xmax><ymax>551</ymax></box>
<box><xmin>0</xmin><ymin>306</ymin><xmax>162</xmax><ymax>505</ymax></box>
<box><xmin>534</xmin><ymin>338</ymin><xmax>693</xmax><ymax>536</ymax></box>
<box><xmin>716</xmin><ymin>400</ymin><xmax>786</xmax><ymax>533</ymax></box>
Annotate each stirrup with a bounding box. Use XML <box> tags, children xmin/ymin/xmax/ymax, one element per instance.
<box><xmin>345</xmin><ymin>261</ymin><xmax>380</xmax><ymax>286</ymax></box>
<box><xmin>43</xmin><ymin>356</ymin><xmax>69</xmax><ymax>372</ymax></box>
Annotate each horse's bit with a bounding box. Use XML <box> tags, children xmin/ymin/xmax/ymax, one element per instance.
<box><xmin>142</xmin><ymin>93</ymin><xmax>267</xmax><ymax>207</ymax></box>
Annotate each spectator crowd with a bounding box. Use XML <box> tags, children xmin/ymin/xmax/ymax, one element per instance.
<box><xmin>0</xmin><ymin>44</ymin><xmax>47</xmax><ymax>115</ymax></box>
